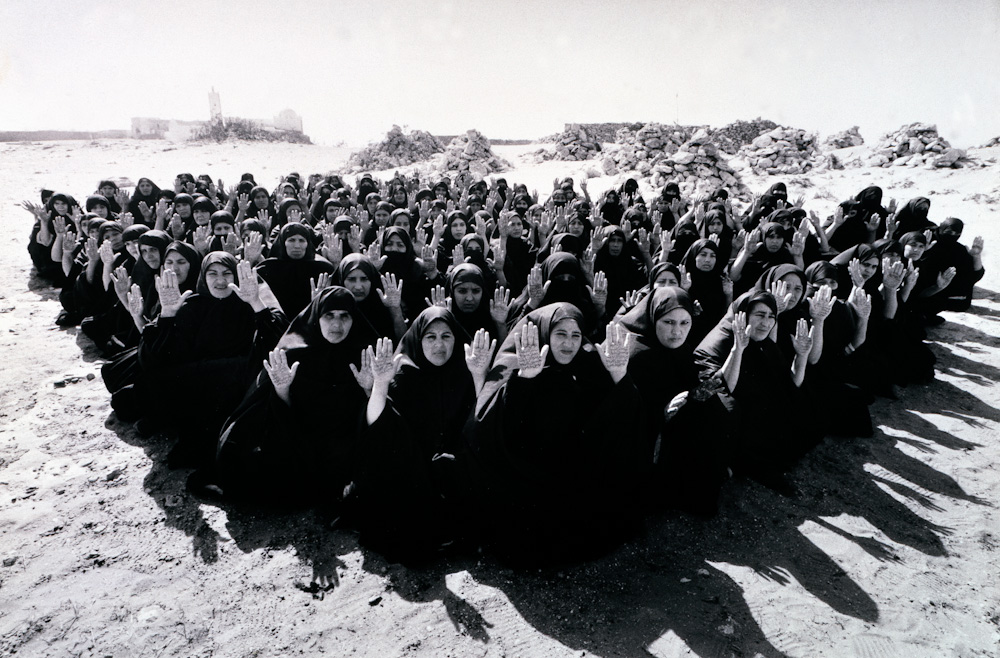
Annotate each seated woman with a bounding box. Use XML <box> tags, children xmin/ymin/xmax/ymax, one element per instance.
<box><xmin>446</xmin><ymin>263</ymin><xmax>509</xmax><ymax>343</ymax></box>
<box><xmin>201</xmin><ymin>286</ymin><xmax>377</xmax><ymax>505</ymax></box>
<box><xmin>133</xmin><ymin>253</ymin><xmax>288</xmax><ymax>466</ymax></box>
<box><xmin>682</xmin><ymin>238</ymin><xmax>732</xmax><ymax>346</ymax></box>
<box><xmin>334</xmin><ymin>253</ymin><xmax>407</xmax><ymax>340</ymax></box>
<box><xmin>730</xmin><ymin>221</ymin><xmax>804</xmax><ymax>296</ymax></box>
<box><xmin>619</xmin><ymin>287</ymin><xmax>728</xmax><ymax>515</ymax></box>
<box><xmin>694</xmin><ymin>290</ymin><xmax>818</xmax><ymax>492</ymax></box>
<box><xmin>256</xmin><ymin>222</ymin><xmax>335</xmax><ymax>320</ymax></box>
<box><xmin>353</xmin><ymin>308</ymin><xmax>490</xmax><ymax>562</ymax></box>
<box><xmin>910</xmin><ymin>217</ymin><xmax>985</xmax><ymax>321</ymax></box>
<box><xmin>470</xmin><ymin>305</ymin><xmax>642</xmax><ymax>563</ymax></box>
<box><xmin>378</xmin><ymin>226</ymin><xmax>431</xmax><ymax>323</ymax></box>
<box><xmin>506</xmin><ymin>253</ymin><xmax>605</xmax><ymax>336</ymax></box>
<box><xmin>595</xmin><ymin>226</ymin><xmax>647</xmax><ymax>319</ymax></box>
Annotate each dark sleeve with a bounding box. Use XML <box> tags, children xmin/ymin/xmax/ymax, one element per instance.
<box><xmin>253</xmin><ymin>308</ymin><xmax>290</xmax><ymax>356</ymax></box>
<box><xmin>138</xmin><ymin>315</ymin><xmax>191</xmax><ymax>370</ymax></box>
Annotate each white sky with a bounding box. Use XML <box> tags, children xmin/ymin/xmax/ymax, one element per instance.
<box><xmin>1</xmin><ymin>0</ymin><xmax>998</xmax><ymax>147</ymax></box>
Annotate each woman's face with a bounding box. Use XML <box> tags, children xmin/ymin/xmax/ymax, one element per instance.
<box><xmin>504</xmin><ymin>216</ymin><xmax>523</xmax><ymax>239</ymax></box>
<box><xmin>450</xmin><ymin>219</ymin><xmax>467</xmax><ymax>240</ymax></box>
<box><xmin>392</xmin><ymin>215</ymin><xmax>411</xmax><ymax>231</ymax></box>
<box><xmin>708</xmin><ymin>218</ymin><xmax>724</xmax><ymax>235</ymax></box>
<box><xmin>204</xmin><ymin>263</ymin><xmax>235</xmax><ymax>299</ymax></box>
<box><xmin>392</xmin><ymin>188</ymin><xmax>406</xmax><ymax>204</ymax></box>
<box><xmin>343</xmin><ymin>269</ymin><xmax>372</xmax><ymax>301</ymax></box>
<box><xmin>138</xmin><ymin>180</ymin><xmax>153</xmax><ymax>196</ymax></box>
<box><xmin>608</xmin><ymin>235</ymin><xmax>625</xmax><ymax>257</ymax></box>
<box><xmin>140</xmin><ymin>245</ymin><xmax>162</xmax><ymax>270</ymax></box>
<box><xmin>903</xmin><ymin>243</ymin><xmax>925</xmax><ymax>261</ymax></box>
<box><xmin>284</xmin><ymin>234</ymin><xmax>309</xmax><ymax>260</ymax></box>
<box><xmin>421</xmin><ymin>319</ymin><xmax>455</xmax><ymax>367</ymax></box>
<box><xmin>764</xmin><ymin>232</ymin><xmax>784</xmax><ymax>253</ymax></box>
<box><xmin>567</xmin><ymin>217</ymin><xmax>585</xmax><ymax>238</ymax></box>
<box><xmin>882</xmin><ymin>252</ymin><xmax>902</xmax><ymax>267</ymax></box>
<box><xmin>374</xmin><ymin>209</ymin><xmax>391</xmax><ymax>227</ymax></box>
<box><xmin>747</xmin><ymin>302</ymin><xmax>776</xmax><ymax>341</ymax></box>
<box><xmin>551</xmin><ymin>191</ymin><xmax>566</xmax><ymax>207</ymax></box>
<box><xmin>514</xmin><ymin>199</ymin><xmax>529</xmax><ymax>214</ymax></box>
<box><xmin>453</xmin><ymin>282</ymin><xmax>483</xmax><ymax>314</ymax></box>
<box><xmin>319</xmin><ymin>309</ymin><xmax>353</xmax><ymax>344</ymax></box>
<box><xmin>858</xmin><ymin>257</ymin><xmax>879</xmax><ymax>282</ymax></box>
<box><xmin>286</xmin><ymin>206</ymin><xmax>303</xmax><ymax>223</ymax></box>
<box><xmin>92</xmin><ymin>205</ymin><xmax>109</xmax><ymax>219</ymax></box>
<box><xmin>326</xmin><ymin>206</ymin><xmax>339</xmax><ymax>221</ymax></box>
<box><xmin>779</xmin><ymin>273</ymin><xmax>804</xmax><ymax>309</ymax></box>
<box><xmin>549</xmin><ymin>318</ymin><xmax>583</xmax><ymax>365</ymax></box>
<box><xmin>193</xmin><ymin>209</ymin><xmax>212</xmax><ymax>226</ymax></box>
<box><xmin>100</xmin><ymin>184</ymin><xmax>116</xmax><ymax>197</ymax></box>
<box><xmin>528</xmin><ymin>208</ymin><xmax>543</xmax><ymax>223</ymax></box>
<box><xmin>694</xmin><ymin>248</ymin><xmax>717</xmax><ymax>272</ymax></box>
<box><xmin>175</xmin><ymin>202</ymin><xmax>192</xmax><ymax>219</ymax></box>
<box><xmin>253</xmin><ymin>193</ymin><xmax>268</xmax><ymax>209</ymax></box>
<box><xmin>655</xmin><ymin>307</ymin><xmax>692</xmax><ymax>349</ymax></box>
<box><xmin>104</xmin><ymin>230</ymin><xmax>124</xmax><ymax>251</ymax></box>
<box><xmin>383</xmin><ymin>234</ymin><xmax>407</xmax><ymax>254</ymax></box>
<box><xmin>654</xmin><ymin>271</ymin><xmax>680</xmax><ymax>288</ymax></box>
<box><xmin>125</xmin><ymin>240</ymin><xmax>140</xmax><ymax>260</ymax></box>
<box><xmin>810</xmin><ymin>277</ymin><xmax>837</xmax><ymax>293</ymax></box>
<box><xmin>53</xmin><ymin>200</ymin><xmax>68</xmax><ymax>216</ymax></box>
<box><xmin>163</xmin><ymin>250</ymin><xmax>191</xmax><ymax>286</ymax></box>
<box><xmin>434</xmin><ymin>187</ymin><xmax>448</xmax><ymax>201</ymax></box>
<box><xmin>464</xmin><ymin>240</ymin><xmax>483</xmax><ymax>256</ymax></box>
<box><xmin>366</xmin><ymin>198</ymin><xmax>378</xmax><ymax>214</ymax></box>
<box><xmin>214</xmin><ymin>223</ymin><xmax>234</xmax><ymax>236</ymax></box>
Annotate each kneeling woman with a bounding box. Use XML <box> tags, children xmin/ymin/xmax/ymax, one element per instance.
<box><xmin>694</xmin><ymin>291</ymin><xmax>818</xmax><ymax>490</ymax></box>
<box><xmin>353</xmin><ymin>307</ymin><xmax>492</xmax><ymax>561</ymax></box>
<box><xmin>619</xmin><ymin>287</ymin><xmax>728</xmax><ymax>515</ymax></box>
<box><xmin>204</xmin><ymin>287</ymin><xmax>377</xmax><ymax>504</ymax></box>
<box><xmin>471</xmin><ymin>304</ymin><xmax>643</xmax><ymax>563</ymax></box>
<box><xmin>135</xmin><ymin>253</ymin><xmax>288</xmax><ymax>466</ymax></box>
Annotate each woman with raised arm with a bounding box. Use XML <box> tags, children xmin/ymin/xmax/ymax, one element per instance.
<box><xmin>334</xmin><ymin>253</ymin><xmax>407</xmax><ymax>340</ymax></box>
<box><xmin>255</xmin><ymin>222</ymin><xmax>335</xmax><ymax>320</ymax></box>
<box><xmin>469</xmin><ymin>304</ymin><xmax>642</xmax><ymax>563</ymax></box>
<box><xmin>197</xmin><ymin>286</ymin><xmax>377</xmax><ymax>505</ymax></box>
<box><xmin>134</xmin><ymin>253</ymin><xmax>288</xmax><ymax>467</ymax></box>
<box><xmin>353</xmin><ymin>307</ymin><xmax>490</xmax><ymax>562</ymax></box>
<box><xmin>694</xmin><ymin>290</ymin><xmax>819</xmax><ymax>492</ymax></box>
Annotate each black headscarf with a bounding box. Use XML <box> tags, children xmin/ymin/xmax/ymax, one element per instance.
<box><xmin>447</xmin><ymin>263</ymin><xmax>497</xmax><ymax>341</ymax></box>
<box><xmin>256</xmin><ymin>223</ymin><xmax>335</xmax><ymax>319</ymax></box>
<box><xmin>334</xmin><ymin>253</ymin><xmax>396</xmax><ymax>339</ymax></box>
<box><xmin>891</xmin><ymin>197</ymin><xmax>933</xmax><ymax>239</ymax></box>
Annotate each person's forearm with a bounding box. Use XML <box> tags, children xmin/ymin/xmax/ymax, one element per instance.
<box><xmin>851</xmin><ymin>322</ymin><xmax>867</xmax><ymax>351</ymax></box>
<box><xmin>809</xmin><ymin>319</ymin><xmax>824</xmax><ymax>365</ymax></box>
<box><xmin>880</xmin><ymin>286</ymin><xmax>898</xmax><ymax>319</ymax></box>
<box><xmin>366</xmin><ymin>383</ymin><xmax>389</xmax><ymax>426</ymax></box>
<box><xmin>102</xmin><ymin>263</ymin><xmax>114</xmax><ymax>291</ymax></box>
<box><xmin>791</xmin><ymin>354</ymin><xmax>808</xmax><ymax>387</ymax></box>
<box><xmin>390</xmin><ymin>307</ymin><xmax>408</xmax><ymax>340</ymax></box>
<box><xmin>720</xmin><ymin>346</ymin><xmax>743</xmax><ymax>393</ymax></box>
<box><xmin>729</xmin><ymin>249</ymin><xmax>749</xmax><ymax>282</ymax></box>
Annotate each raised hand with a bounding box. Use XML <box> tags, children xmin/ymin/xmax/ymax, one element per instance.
<box><xmin>84</xmin><ymin>237</ymin><xmax>99</xmax><ymax>262</ymax></box>
<box><xmin>721</xmin><ymin>274</ymin><xmax>734</xmax><ymax>297</ymax></box>
<box><xmin>679</xmin><ymin>264</ymin><xmax>692</xmax><ymax>290</ymax></box>
<box><xmin>221</xmin><ymin>233</ymin><xmax>240</xmax><ymax>256</ymax></box>
<box><xmin>370</xmin><ymin>337</ymin><xmax>400</xmax><ymax>387</ymax></box>
<box><xmin>936</xmin><ymin>266</ymin><xmax>957</xmax><ymax>289</ymax></box>
<box><xmin>582</xmin><ymin>245</ymin><xmax>596</xmax><ymax>279</ymax></box>
<box><xmin>971</xmin><ymin>236</ymin><xmax>984</xmax><ymax>257</ymax></box>
<box><xmin>111</xmin><ymin>266</ymin><xmax>131</xmax><ymax>305</ymax></box>
<box><xmin>884</xmin><ymin>214</ymin><xmax>897</xmax><ymax>239</ymax></box>
<box><xmin>464</xmin><ymin>327</ymin><xmax>497</xmax><ymax>378</ymax></box>
<box><xmin>792</xmin><ymin>318</ymin><xmax>814</xmax><ymax>356</ymax></box>
<box><xmin>487</xmin><ymin>238</ymin><xmax>506</xmax><ymax>270</ymax></box>
<box><xmin>588</xmin><ymin>271</ymin><xmax>608</xmax><ymax>309</ymax></box>
<box><xmin>847</xmin><ymin>286</ymin><xmax>872</xmax><ymax>320</ymax></box>
<box><xmin>310</xmin><ymin>272</ymin><xmax>332</xmax><ymax>299</ymax></box>
<box><xmin>237</xmin><ymin>193</ymin><xmax>250</xmax><ymax>212</ymax></box>
<box><xmin>514</xmin><ymin>321</ymin><xmax>547</xmax><ymax>378</ymax></box>
<box><xmin>881</xmin><ymin>258</ymin><xmax>905</xmax><ymax>291</ymax></box>
<box><xmin>258</xmin><ymin>210</ymin><xmax>271</xmax><ymax>234</ymax></box>
<box><xmin>118</xmin><ymin>212</ymin><xmax>134</xmax><ymax>229</ymax></box>
<box><xmin>322</xmin><ymin>235</ymin><xmax>343</xmax><ymax>266</ymax></box>
<box><xmin>243</xmin><ymin>232</ymin><xmax>264</xmax><ymax>263</ymax></box>
<box><xmin>138</xmin><ymin>201</ymin><xmax>153</xmax><ymax>222</ymax></box>
<box><xmin>348</xmin><ymin>224</ymin><xmax>362</xmax><ymax>253</ymax></box>
<box><xmin>664</xmin><ymin>391</ymin><xmax>688</xmax><ymax>422</ymax></box>
<box><xmin>169</xmin><ymin>213</ymin><xmax>185</xmax><ymax>239</ymax></box>
<box><xmin>349</xmin><ymin>347</ymin><xmax>374</xmax><ymax>393</ymax></box>
<box><xmin>154</xmin><ymin>269</ymin><xmax>190</xmax><ymax>317</ymax></box>
<box><xmin>598</xmin><ymin>321</ymin><xmax>631</xmax><ymax>382</ymax></box>
<box><xmin>490</xmin><ymin>286</ymin><xmax>511</xmax><ymax>323</ymax></box>
<box><xmin>808</xmin><ymin>284</ymin><xmax>834</xmax><ymax>321</ymax></box>
<box><xmin>744</xmin><ymin>228</ymin><xmax>762</xmax><ymax>254</ymax></box>
<box><xmin>832</xmin><ymin>205</ymin><xmax>846</xmax><ymax>227</ymax></box>
<box><xmin>903</xmin><ymin>261</ymin><xmax>920</xmax><ymax>292</ymax></box>
<box><xmin>377</xmin><ymin>273</ymin><xmax>403</xmax><ymax>309</ymax></box>
<box><xmin>620</xmin><ymin>289</ymin><xmax>642</xmax><ymax>311</ymax></box>
<box><xmin>527</xmin><ymin>264</ymin><xmax>548</xmax><ymax>307</ymax></box>
<box><xmin>690</xmin><ymin>375</ymin><xmax>726</xmax><ymax>402</ymax></box>
<box><xmin>425</xmin><ymin>284</ymin><xmax>448</xmax><ymax>308</ymax></box>
<box><xmin>848</xmin><ymin>258</ymin><xmax>866</xmax><ymax>288</ymax></box>
<box><xmin>770</xmin><ymin>279</ymin><xmax>794</xmax><ymax>314</ymax></box>
<box><xmin>732</xmin><ymin>311</ymin><xmax>751</xmax><ymax>352</ymax></box>
<box><xmin>52</xmin><ymin>215</ymin><xmax>68</xmax><ymax>235</ymax></box>
<box><xmin>636</xmin><ymin>228</ymin><xmax>651</xmax><ymax>254</ymax></box>
<box><xmin>155</xmin><ymin>198</ymin><xmax>170</xmax><ymax>224</ymax></box>
<box><xmin>451</xmin><ymin>244</ymin><xmax>465</xmax><ymax>266</ymax></box>
<box><xmin>228</xmin><ymin>259</ymin><xmax>262</xmax><ymax>307</ymax></box>
<box><xmin>98</xmin><ymin>240</ymin><xmax>115</xmax><ymax>266</ymax></box>
<box><xmin>126</xmin><ymin>283</ymin><xmax>145</xmax><ymax>324</ymax></box>
<box><xmin>263</xmin><ymin>348</ymin><xmax>299</xmax><ymax>404</ymax></box>
<box><xmin>193</xmin><ymin>225</ymin><xmax>211</xmax><ymax>254</ymax></box>
<box><xmin>789</xmin><ymin>230</ymin><xmax>806</xmax><ymax>257</ymax></box>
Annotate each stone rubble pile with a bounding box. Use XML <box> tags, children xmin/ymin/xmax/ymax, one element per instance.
<box><xmin>865</xmin><ymin>123</ymin><xmax>974</xmax><ymax>169</ymax></box>
<box><xmin>980</xmin><ymin>136</ymin><xmax>1000</xmax><ymax>148</ymax></box>
<box><xmin>601</xmin><ymin>123</ymin><xmax>701</xmax><ymax>176</ymax></box>
<box><xmin>736</xmin><ymin>126</ymin><xmax>823</xmax><ymax>175</ymax></box>
<box><xmin>706</xmin><ymin>119</ymin><xmax>780</xmax><ymax>155</ymax></box>
<box><xmin>346</xmin><ymin>125</ymin><xmax>444</xmax><ymax>172</ymax></box>
<box><xmin>531</xmin><ymin>124</ymin><xmax>602</xmax><ymax>162</ymax></box>
<box><xmin>645</xmin><ymin>129</ymin><xmax>751</xmax><ymax>198</ymax></box>
<box><xmin>823</xmin><ymin>126</ymin><xmax>864</xmax><ymax>149</ymax></box>
<box><xmin>435</xmin><ymin>129</ymin><xmax>510</xmax><ymax>175</ymax></box>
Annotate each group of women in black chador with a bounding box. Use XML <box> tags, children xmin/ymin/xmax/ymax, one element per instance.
<box><xmin>24</xmin><ymin>171</ymin><xmax>986</xmax><ymax>563</ymax></box>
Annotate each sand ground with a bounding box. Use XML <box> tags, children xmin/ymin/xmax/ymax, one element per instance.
<box><xmin>1</xmin><ymin>139</ymin><xmax>999</xmax><ymax>658</ymax></box>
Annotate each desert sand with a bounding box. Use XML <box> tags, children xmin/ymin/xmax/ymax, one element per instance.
<box><xmin>1</xmin><ymin>137</ymin><xmax>998</xmax><ymax>658</ymax></box>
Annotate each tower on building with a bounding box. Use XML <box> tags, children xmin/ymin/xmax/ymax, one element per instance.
<box><xmin>209</xmin><ymin>88</ymin><xmax>222</xmax><ymax>120</ymax></box>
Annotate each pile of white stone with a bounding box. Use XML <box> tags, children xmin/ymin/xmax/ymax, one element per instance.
<box><xmin>531</xmin><ymin>124</ymin><xmax>602</xmax><ymax>162</ymax></box>
<box><xmin>707</xmin><ymin>118</ymin><xmax>779</xmax><ymax>155</ymax></box>
<box><xmin>645</xmin><ymin>129</ymin><xmax>750</xmax><ymax>198</ymax></box>
<box><xmin>435</xmin><ymin>129</ymin><xmax>510</xmax><ymax>175</ymax></box>
<box><xmin>866</xmin><ymin>123</ymin><xmax>971</xmax><ymax>168</ymax></box>
<box><xmin>736</xmin><ymin>126</ymin><xmax>823</xmax><ymax>175</ymax></box>
<box><xmin>824</xmin><ymin>126</ymin><xmax>864</xmax><ymax>149</ymax></box>
<box><xmin>601</xmin><ymin>123</ymin><xmax>699</xmax><ymax>176</ymax></box>
<box><xmin>980</xmin><ymin>136</ymin><xmax>1000</xmax><ymax>148</ymax></box>
<box><xmin>346</xmin><ymin>125</ymin><xmax>444</xmax><ymax>172</ymax></box>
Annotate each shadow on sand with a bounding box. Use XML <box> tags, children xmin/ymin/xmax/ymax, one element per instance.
<box><xmin>101</xmin><ymin>300</ymin><xmax>997</xmax><ymax>658</ymax></box>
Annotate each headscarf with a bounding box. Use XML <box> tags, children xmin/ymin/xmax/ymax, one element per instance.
<box><xmin>278</xmin><ymin>285</ymin><xmax>376</xmax><ymax>354</ymax></box>
<box><xmin>619</xmin><ymin>286</ymin><xmax>698</xmax><ymax>349</ymax></box>
<box><xmin>447</xmin><ymin>263</ymin><xmax>497</xmax><ymax>340</ymax></box>
<box><xmin>270</xmin><ymin>223</ymin><xmax>318</xmax><ymax>260</ymax></box>
<box><xmin>334</xmin><ymin>253</ymin><xmax>395</xmax><ymax>339</ymax></box>
<box><xmin>128</xmin><ymin>178</ymin><xmax>161</xmax><ymax>222</ymax></box>
<box><xmin>163</xmin><ymin>240</ymin><xmax>202</xmax><ymax>293</ymax></box>
<box><xmin>891</xmin><ymin>197</ymin><xmax>933</xmax><ymax>239</ymax></box>
<box><xmin>196</xmin><ymin>252</ymin><xmax>239</xmax><ymax>295</ymax></box>
<box><xmin>396</xmin><ymin>306</ymin><xmax>471</xmax><ymax>371</ymax></box>
<box><xmin>274</xmin><ymin>198</ymin><xmax>303</xmax><ymax>228</ymax></box>
<box><xmin>244</xmin><ymin>186</ymin><xmax>276</xmax><ymax>220</ymax></box>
